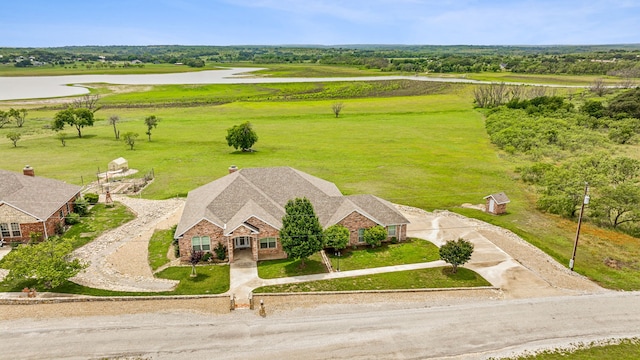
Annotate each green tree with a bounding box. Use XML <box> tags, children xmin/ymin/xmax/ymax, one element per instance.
<box><xmin>6</xmin><ymin>132</ymin><xmax>21</xmax><ymax>147</ymax></box>
<box><xmin>226</xmin><ymin>121</ymin><xmax>258</xmax><ymax>152</ymax></box>
<box><xmin>122</xmin><ymin>132</ymin><xmax>139</xmax><ymax>150</ymax></box>
<box><xmin>144</xmin><ymin>115</ymin><xmax>159</xmax><ymax>141</ymax></box>
<box><xmin>280</xmin><ymin>197</ymin><xmax>324</xmax><ymax>268</ymax></box>
<box><xmin>0</xmin><ymin>110</ymin><xmax>11</xmax><ymax>128</ymax></box>
<box><xmin>52</xmin><ymin>107</ymin><xmax>95</xmax><ymax>138</ymax></box>
<box><xmin>2</xmin><ymin>238</ymin><xmax>87</xmax><ymax>290</ymax></box>
<box><xmin>439</xmin><ymin>238</ymin><xmax>474</xmax><ymax>274</ymax></box>
<box><xmin>364</xmin><ymin>225</ymin><xmax>387</xmax><ymax>248</ymax></box>
<box><xmin>592</xmin><ymin>183</ymin><xmax>640</xmax><ymax>228</ymax></box>
<box><xmin>8</xmin><ymin>108</ymin><xmax>27</xmax><ymax>127</ymax></box>
<box><xmin>323</xmin><ymin>224</ymin><xmax>349</xmax><ymax>250</ymax></box>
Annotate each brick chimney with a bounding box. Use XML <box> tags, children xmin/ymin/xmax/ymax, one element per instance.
<box><xmin>228</xmin><ymin>165</ymin><xmax>238</xmax><ymax>174</ymax></box>
<box><xmin>23</xmin><ymin>165</ymin><xmax>35</xmax><ymax>177</ymax></box>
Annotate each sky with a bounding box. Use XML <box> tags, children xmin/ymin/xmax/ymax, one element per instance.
<box><xmin>1</xmin><ymin>0</ymin><xmax>639</xmax><ymax>47</ymax></box>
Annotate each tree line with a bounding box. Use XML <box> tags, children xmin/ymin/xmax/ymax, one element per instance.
<box><xmin>485</xmin><ymin>88</ymin><xmax>640</xmax><ymax>236</ymax></box>
<box><xmin>2</xmin><ymin>44</ymin><xmax>640</xmax><ymax>77</ymax></box>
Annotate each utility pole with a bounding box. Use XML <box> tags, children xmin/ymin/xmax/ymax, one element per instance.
<box><xmin>570</xmin><ymin>182</ymin><xmax>589</xmax><ymax>271</ymax></box>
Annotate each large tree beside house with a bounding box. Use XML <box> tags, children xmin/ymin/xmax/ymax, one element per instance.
<box><xmin>279</xmin><ymin>197</ymin><xmax>324</xmax><ymax>268</ymax></box>
<box><xmin>2</xmin><ymin>238</ymin><xmax>86</xmax><ymax>289</ymax></box>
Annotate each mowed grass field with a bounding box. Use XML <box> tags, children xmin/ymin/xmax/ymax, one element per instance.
<box><xmin>2</xmin><ymin>80</ymin><xmax>640</xmax><ymax>290</ymax></box>
<box><xmin>0</xmin><ymin>89</ymin><xmax>519</xmax><ymax>211</ymax></box>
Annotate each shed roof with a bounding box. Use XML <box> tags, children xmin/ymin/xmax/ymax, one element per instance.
<box><xmin>0</xmin><ymin>169</ymin><xmax>81</xmax><ymax>220</ymax></box>
<box><xmin>483</xmin><ymin>192</ymin><xmax>511</xmax><ymax>205</ymax></box>
<box><xmin>109</xmin><ymin>157</ymin><xmax>127</xmax><ymax>165</ymax></box>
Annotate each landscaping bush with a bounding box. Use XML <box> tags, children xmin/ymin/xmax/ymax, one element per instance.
<box><xmin>65</xmin><ymin>212</ymin><xmax>80</xmax><ymax>225</ymax></box>
<box><xmin>214</xmin><ymin>242</ymin><xmax>227</xmax><ymax>261</ymax></box>
<box><xmin>84</xmin><ymin>193</ymin><xmax>99</xmax><ymax>204</ymax></box>
<box><xmin>201</xmin><ymin>252</ymin><xmax>212</xmax><ymax>262</ymax></box>
<box><xmin>364</xmin><ymin>225</ymin><xmax>387</xmax><ymax>248</ymax></box>
<box><xmin>73</xmin><ymin>198</ymin><xmax>89</xmax><ymax>216</ymax></box>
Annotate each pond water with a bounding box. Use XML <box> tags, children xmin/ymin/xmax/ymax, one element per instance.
<box><xmin>0</xmin><ymin>67</ymin><xmax>481</xmax><ymax>101</ymax></box>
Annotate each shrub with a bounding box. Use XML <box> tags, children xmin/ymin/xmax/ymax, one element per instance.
<box><xmin>173</xmin><ymin>239</ymin><xmax>180</xmax><ymax>258</ymax></box>
<box><xmin>364</xmin><ymin>225</ymin><xmax>387</xmax><ymax>248</ymax></box>
<box><xmin>65</xmin><ymin>212</ymin><xmax>80</xmax><ymax>225</ymax></box>
<box><xmin>390</xmin><ymin>236</ymin><xmax>398</xmax><ymax>244</ymax></box>
<box><xmin>84</xmin><ymin>193</ymin><xmax>99</xmax><ymax>204</ymax></box>
<box><xmin>74</xmin><ymin>198</ymin><xmax>89</xmax><ymax>216</ymax></box>
<box><xmin>214</xmin><ymin>242</ymin><xmax>227</xmax><ymax>261</ymax></box>
<box><xmin>201</xmin><ymin>252</ymin><xmax>212</xmax><ymax>262</ymax></box>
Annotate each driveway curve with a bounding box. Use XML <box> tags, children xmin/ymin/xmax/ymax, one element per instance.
<box><xmin>71</xmin><ymin>195</ymin><xmax>184</xmax><ymax>292</ymax></box>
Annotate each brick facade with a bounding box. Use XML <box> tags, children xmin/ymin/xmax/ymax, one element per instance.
<box><xmin>178</xmin><ymin>214</ymin><xmax>407</xmax><ymax>263</ymax></box>
<box><xmin>485</xmin><ymin>198</ymin><xmax>508</xmax><ymax>215</ymax></box>
<box><xmin>0</xmin><ymin>197</ymin><xmax>76</xmax><ymax>244</ymax></box>
<box><xmin>337</xmin><ymin>211</ymin><xmax>407</xmax><ymax>247</ymax></box>
<box><xmin>179</xmin><ymin>220</ymin><xmax>227</xmax><ymax>262</ymax></box>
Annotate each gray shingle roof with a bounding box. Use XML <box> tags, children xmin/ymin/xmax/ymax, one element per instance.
<box><xmin>484</xmin><ymin>192</ymin><xmax>511</xmax><ymax>205</ymax></box>
<box><xmin>0</xmin><ymin>169</ymin><xmax>82</xmax><ymax>220</ymax></box>
<box><xmin>175</xmin><ymin>167</ymin><xmax>409</xmax><ymax>237</ymax></box>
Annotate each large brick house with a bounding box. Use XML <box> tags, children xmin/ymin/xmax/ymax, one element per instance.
<box><xmin>174</xmin><ymin>167</ymin><xmax>409</xmax><ymax>262</ymax></box>
<box><xmin>0</xmin><ymin>166</ymin><xmax>81</xmax><ymax>243</ymax></box>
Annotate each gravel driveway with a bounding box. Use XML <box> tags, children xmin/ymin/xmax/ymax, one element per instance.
<box><xmin>70</xmin><ymin>195</ymin><xmax>184</xmax><ymax>292</ymax></box>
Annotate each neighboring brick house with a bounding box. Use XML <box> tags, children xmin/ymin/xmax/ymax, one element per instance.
<box><xmin>174</xmin><ymin>167</ymin><xmax>409</xmax><ymax>262</ymax></box>
<box><xmin>0</xmin><ymin>166</ymin><xmax>81</xmax><ymax>243</ymax></box>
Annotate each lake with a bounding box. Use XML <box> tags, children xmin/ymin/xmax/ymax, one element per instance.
<box><xmin>0</xmin><ymin>68</ymin><xmax>482</xmax><ymax>101</ymax></box>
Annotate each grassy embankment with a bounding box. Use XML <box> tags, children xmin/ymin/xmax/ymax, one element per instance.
<box><xmin>0</xmin><ymin>63</ymin><xmax>219</xmax><ymax>76</ymax></box>
<box><xmin>1</xmin><ymin>76</ymin><xmax>639</xmax><ymax>290</ymax></box>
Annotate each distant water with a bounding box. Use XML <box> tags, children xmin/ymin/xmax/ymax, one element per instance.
<box><xmin>0</xmin><ymin>67</ymin><xmax>487</xmax><ymax>101</ymax></box>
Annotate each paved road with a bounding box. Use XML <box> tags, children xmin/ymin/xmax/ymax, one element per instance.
<box><xmin>2</xmin><ymin>292</ymin><xmax>639</xmax><ymax>359</ymax></box>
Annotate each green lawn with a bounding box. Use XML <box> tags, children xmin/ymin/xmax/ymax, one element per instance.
<box><xmin>62</xmin><ymin>203</ymin><xmax>135</xmax><ymax>250</ymax></box>
<box><xmin>328</xmin><ymin>238</ymin><xmax>440</xmax><ymax>271</ymax></box>
<box><xmin>148</xmin><ymin>228</ymin><xmax>175</xmax><ymax>271</ymax></box>
<box><xmin>1</xmin><ymin>80</ymin><xmax>640</xmax><ymax>291</ymax></box>
<box><xmin>493</xmin><ymin>338</ymin><xmax>640</xmax><ymax>360</ymax></box>
<box><xmin>257</xmin><ymin>253</ymin><xmax>327</xmax><ymax>279</ymax></box>
<box><xmin>253</xmin><ymin>267</ymin><xmax>490</xmax><ymax>293</ymax></box>
<box><xmin>0</xmin><ymin>265</ymin><xmax>230</xmax><ymax>296</ymax></box>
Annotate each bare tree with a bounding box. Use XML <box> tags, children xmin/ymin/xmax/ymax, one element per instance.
<box><xmin>331</xmin><ymin>102</ymin><xmax>344</xmax><ymax>118</ymax></box>
<box><xmin>590</xmin><ymin>78</ymin><xmax>609</xmax><ymax>97</ymax></box>
<box><xmin>108</xmin><ymin>115</ymin><xmax>120</xmax><ymax>140</ymax></box>
<box><xmin>72</xmin><ymin>94</ymin><xmax>101</xmax><ymax>113</ymax></box>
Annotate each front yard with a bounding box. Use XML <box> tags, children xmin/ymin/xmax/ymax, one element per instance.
<box><xmin>254</xmin><ymin>267</ymin><xmax>490</xmax><ymax>293</ymax></box>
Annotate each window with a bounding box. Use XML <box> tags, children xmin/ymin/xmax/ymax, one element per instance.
<box><xmin>388</xmin><ymin>225</ymin><xmax>397</xmax><ymax>237</ymax></box>
<box><xmin>191</xmin><ymin>236</ymin><xmax>211</xmax><ymax>252</ymax></box>
<box><xmin>358</xmin><ymin>228</ymin><xmax>365</xmax><ymax>243</ymax></box>
<box><xmin>60</xmin><ymin>210</ymin><xmax>64</xmax><ymax>219</ymax></box>
<box><xmin>260</xmin><ymin>237</ymin><xmax>277</xmax><ymax>249</ymax></box>
<box><xmin>0</xmin><ymin>223</ymin><xmax>9</xmax><ymax>237</ymax></box>
<box><xmin>10</xmin><ymin>223</ymin><xmax>21</xmax><ymax>237</ymax></box>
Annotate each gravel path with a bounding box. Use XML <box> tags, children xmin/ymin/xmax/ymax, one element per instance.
<box><xmin>70</xmin><ymin>195</ymin><xmax>184</xmax><ymax>292</ymax></box>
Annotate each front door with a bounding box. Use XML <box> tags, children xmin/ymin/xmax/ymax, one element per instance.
<box><xmin>234</xmin><ymin>236</ymin><xmax>251</xmax><ymax>249</ymax></box>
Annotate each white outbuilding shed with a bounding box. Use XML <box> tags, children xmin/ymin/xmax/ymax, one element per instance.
<box><xmin>108</xmin><ymin>157</ymin><xmax>129</xmax><ymax>172</ymax></box>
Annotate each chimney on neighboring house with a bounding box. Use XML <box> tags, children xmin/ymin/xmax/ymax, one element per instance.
<box><xmin>23</xmin><ymin>165</ymin><xmax>35</xmax><ymax>177</ymax></box>
<box><xmin>228</xmin><ymin>165</ymin><xmax>238</xmax><ymax>174</ymax></box>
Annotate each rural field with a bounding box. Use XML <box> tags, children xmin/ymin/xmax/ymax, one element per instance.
<box><xmin>1</xmin><ymin>69</ymin><xmax>640</xmax><ymax>291</ymax></box>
